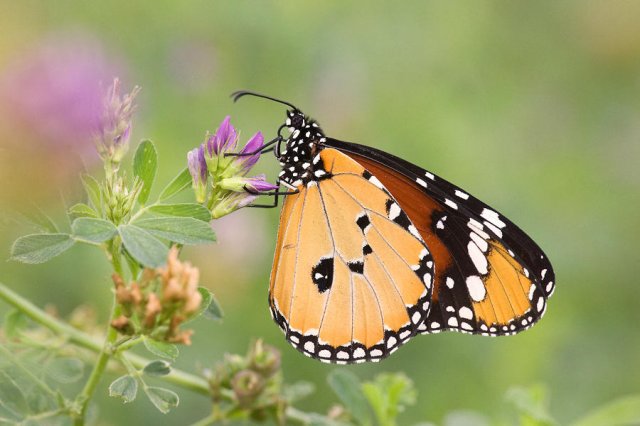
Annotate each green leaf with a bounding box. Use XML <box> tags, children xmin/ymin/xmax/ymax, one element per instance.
<box><xmin>46</xmin><ymin>358</ymin><xmax>84</xmax><ymax>384</ymax></box>
<box><xmin>505</xmin><ymin>385</ymin><xmax>557</xmax><ymax>426</ymax></box>
<box><xmin>133</xmin><ymin>140</ymin><xmax>158</xmax><ymax>205</ymax></box>
<box><xmin>10</xmin><ymin>233</ymin><xmax>75</xmax><ymax>264</ymax></box>
<box><xmin>143</xmin><ymin>360</ymin><xmax>172</xmax><ymax>377</ymax></box>
<box><xmin>118</xmin><ymin>225</ymin><xmax>169</xmax><ymax>268</ymax></box>
<box><xmin>284</xmin><ymin>381</ymin><xmax>315</xmax><ymax>403</ymax></box>
<box><xmin>145</xmin><ymin>386</ymin><xmax>179</xmax><ymax>414</ymax></box>
<box><xmin>362</xmin><ymin>373</ymin><xmax>416</xmax><ymax>426</ymax></box>
<box><xmin>328</xmin><ymin>370</ymin><xmax>372</xmax><ymax>426</ymax></box>
<box><xmin>81</xmin><ymin>174</ymin><xmax>103</xmax><ymax>214</ymax></box>
<box><xmin>68</xmin><ymin>203</ymin><xmax>99</xmax><ymax>219</ymax></box>
<box><xmin>109</xmin><ymin>375</ymin><xmax>138</xmax><ymax>403</ymax></box>
<box><xmin>143</xmin><ymin>338</ymin><xmax>179</xmax><ymax>361</ymax></box>
<box><xmin>202</xmin><ymin>288</ymin><xmax>224</xmax><ymax>321</ymax></box>
<box><xmin>4</xmin><ymin>310</ymin><xmax>28</xmax><ymax>339</ymax></box>
<box><xmin>571</xmin><ymin>395</ymin><xmax>640</xmax><ymax>426</ymax></box>
<box><xmin>16</xmin><ymin>206</ymin><xmax>58</xmax><ymax>233</ymax></box>
<box><xmin>158</xmin><ymin>168</ymin><xmax>191</xmax><ymax>201</ymax></box>
<box><xmin>71</xmin><ymin>218</ymin><xmax>117</xmax><ymax>243</ymax></box>
<box><xmin>148</xmin><ymin>203</ymin><xmax>211</xmax><ymax>222</ymax></box>
<box><xmin>133</xmin><ymin>217</ymin><xmax>216</xmax><ymax>245</ymax></box>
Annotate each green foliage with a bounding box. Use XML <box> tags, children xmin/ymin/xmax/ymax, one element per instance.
<box><xmin>571</xmin><ymin>395</ymin><xmax>640</xmax><ymax>426</ymax></box>
<box><xmin>10</xmin><ymin>233</ymin><xmax>75</xmax><ymax>264</ymax></box>
<box><xmin>143</xmin><ymin>360</ymin><xmax>172</xmax><ymax>377</ymax></box>
<box><xmin>132</xmin><ymin>217</ymin><xmax>216</xmax><ymax>245</ymax></box>
<box><xmin>144</xmin><ymin>386</ymin><xmax>179</xmax><ymax>414</ymax></box>
<box><xmin>199</xmin><ymin>287</ymin><xmax>224</xmax><ymax>321</ymax></box>
<box><xmin>71</xmin><ymin>217</ymin><xmax>117</xmax><ymax>243</ymax></box>
<box><xmin>327</xmin><ymin>370</ymin><xmax>373</xmax><ymax>426</ymax></box>
<box><xmin>148</xmin><ymin>203</ymin><xmax>212</xmax><ymax>222</ymax></box>
<box><xmin>361</xmin><ymin>373</ymin><xmax>416</xmax><ymax>426</ymax></box>
<box><xmin>158</xmin><ymin>168</ymin><xmax>191</xmax><ymax>201</ymax></box>
<box><xmin>142</xmin><ymin>338</ymin><xmax>179</xmax><ymax>361</ymax></box>
<box><xmin>505</xmin><ymin>385</ymin><xmax>557</xmax><ymax>426</ymax></box>
<box><xmin>81</xmin><ymin>174</ymin><xmax>103</xmax><ymax>216</ymax></box>
<box><xmin>67</xmin><ymin>203</ymin><xmax>99</xmax><ymax>219</ymax></box>
<box><xmin>118</xmin><ymin>224</ymin><xmax>168</xmax><ymax>267</ymax></box>
<box><xmin>4</xmin><ymin>310</ymin><xmax>28</xmax><ymax>339</ymax></box>
<box><xmin>133</xmin><ymin>140</ymin><xmax>158</xmax><ymax>205</ymax></box>
<box><xmin>109</xmin><ymin>375</ymin><xmax>138</xmax><ymax>403</ymax></box>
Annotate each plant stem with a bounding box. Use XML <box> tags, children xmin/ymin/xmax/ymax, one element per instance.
<box><xmin>0</xmin><ymin>282</ymin><xmax>210</xmax><ymax>395</ymax></box>
<box><xmin>74</xmin><ymin>293</ymin><xmax>121</xmax><ymax>425</ymax></box>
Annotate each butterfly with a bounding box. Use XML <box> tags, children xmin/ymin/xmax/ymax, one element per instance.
<box><xmin>231</xmin><ymin>91</ymin><xmax>555</xmax><ymax>364</ymax></box>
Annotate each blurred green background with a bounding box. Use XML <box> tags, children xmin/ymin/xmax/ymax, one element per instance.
<box><xmin>1</xmin><ymin>1</ymin><xmax>639</xmax><ymax>424</ymax></box>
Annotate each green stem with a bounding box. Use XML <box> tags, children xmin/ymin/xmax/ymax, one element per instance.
<box><xmin>74</xmin><ymin>293</ymin><xmax>121</xmax><ymax>425</ymax></box>
<box><xmin>0</xmin><ymin>282</ymin><xmax>210</xmax><ymax>396</ymax></box>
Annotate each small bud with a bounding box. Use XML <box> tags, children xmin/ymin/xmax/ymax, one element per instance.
<box><xmin>231</xmin><ymin>370</ymin><xmax>264</xmax><ymax>407</ymax></box>
<box><xmin>248</xmin><ymin>340</ymin><xmax>281</xmax><ymax>378</ymax></box>
<box><xmin>144</xmin><ymin>293</ymin><xmax>161</xmax><ymax>328</ymax></box>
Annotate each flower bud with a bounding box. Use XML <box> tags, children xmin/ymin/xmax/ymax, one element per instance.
<box><xmin>231</xmin><ymin>370</ymin><xmax>264</xmax><ymax>407</ymax></box>
<box><xmin>187</xmin><ymin>145</ymin><xmax>208</xmax><ymax>203</ymax></box>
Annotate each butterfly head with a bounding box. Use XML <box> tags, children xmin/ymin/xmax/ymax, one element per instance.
<box><xmin>276</xmin><ymin>109</ymin><xmax>328</xmax><ymax>188</ymax></box>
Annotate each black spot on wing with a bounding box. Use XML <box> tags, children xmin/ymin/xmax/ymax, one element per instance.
<box><xmin>356</xmin><ymin>213</ymin><xmax>370</xmax><ymax>232</ymax></box>
<box><xmin>362</xmin><ymin>244</ymin><xmax>373</xmax><ymax>255</ymax></box>
<box><xmin>312</xmin><ymin>257</ymin><xmax>334</xmax><ymax>293</ymax></box>
<box><xmin>347</xmin><ymin>260</ymin><xmax>364</xmax><ymax>274</ymax></box>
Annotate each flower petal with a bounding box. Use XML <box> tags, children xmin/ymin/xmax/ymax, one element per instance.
<box><xmin>237</xmin><ymin>132</ymin><xmax>264</xmax><ymax>172</ymax></box>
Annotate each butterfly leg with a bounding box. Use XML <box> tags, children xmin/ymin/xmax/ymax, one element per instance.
<box><xmin>244</xmin><ymin>179</ymin><xmax>299</xmax><ymax>209</ymax></box>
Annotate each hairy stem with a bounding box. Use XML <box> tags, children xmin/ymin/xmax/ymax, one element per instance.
<box><xmin>0</xmin><ymin>282</ymin><xmax>210</xmax><ymax>395</ymax></box>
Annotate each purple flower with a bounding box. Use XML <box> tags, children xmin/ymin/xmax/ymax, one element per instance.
<box><xmin>0</xmin><ymin>33</ymin><xmax>123</xmax><ymax>153</ymax></box>
<box><xmin>187</xmin><ymin>145</ymin><xmax>208</xmax><ymax>203</ymax></box>
<box><xmin>236</xmin><ymin>132</ymin><xmax>264</xmax><ymax>173</ymax></box>
<box><xmin>205</xmin><ymin>116</ymin><xmax>237</xmax><ymax>156</ymax></box>
<box><xmin>243</xmin><ymin>174</ymin><xmax>279</xmax><ymax>192</ymax></box>
<box><xmin>218</xmin><ymin>174</ymin><xmax>278</xmax><ymax>193</ymax></box>
<box><xmin>94</xmin><ymin>78</ymin><xmax>140</xmax><ymax>163</ymax></box>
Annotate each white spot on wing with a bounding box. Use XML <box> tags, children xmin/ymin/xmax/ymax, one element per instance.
<box><xmin>388</xmin><ymin>203</ymin><xmax>401</xmax><ymax>220</ymax></box>
<box><xmin>416</xmin><ymin>178</ymin><xmax>427</xmax><ymax>188</ymax></box>
<box><xmin>459</xmin><ymin>306</ymin><xmax>473</xmax><ymax>320</ymax></box>
<box><xmin>304</xmin><ymin>341</ymin><xmax>315</xmax><ymax>353</ymax></box>
<box><xmin>455</xmin><ymin>189</ymin><xmax>469</xmax><ymax>199</ymax></box>
<box><xmin>425</xmin><ymin>171</ymin><xmax>435</xmax><ymax>180</ymax></box>
<box><xmin>466</xmin><ymin>276</ymin><xmax>486</xmax><ymax>302</ymax></box>
<box><xmin>447</xmin><ymin>317</ymin><xmax>459</xmax><ymax>327</ymax></box>
<box><xmin>468</xmin><ymin>241</ymin><xmax>488</xmax><ymax>274</ymax></box>
<box><xmin>481</xmin><ymin>208</ymin><xmax>506</xmax><ymax>228</ymax></box>
<box><xmin>444</xmin><ymin>198</ymin><xmax>458</xmax><ymax>210</ymax></box>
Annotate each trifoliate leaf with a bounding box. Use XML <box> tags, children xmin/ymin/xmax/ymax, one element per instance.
<box><xmin>143</xmin><ymin>360</ymin><xmax>172</xmax><ymax>377</ymax></box>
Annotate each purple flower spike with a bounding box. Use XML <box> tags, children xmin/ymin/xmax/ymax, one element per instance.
<box><xmin>206</xmin><ymin>115</ymin><xmax>237</xmax><ymax>155</ymax></box>
<box><xmin>237</xmin><ymin>132</ymin><xmax>264</xmax><ymax>172</ymax></box>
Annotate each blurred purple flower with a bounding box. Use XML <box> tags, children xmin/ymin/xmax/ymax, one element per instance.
<box><xmin>0</xmin><ymin>33</ymin><xmax>124</xmax><ymax>152</ymax></box>
<box><xmin>205</xmin><ymin>116</ymin><xmax>238</xmax><ymax>156</ymax></box>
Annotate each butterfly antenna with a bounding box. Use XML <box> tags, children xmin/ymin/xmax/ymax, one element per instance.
<box><xmin>231</xmin><ymin>90</ymin><xmax>300</xmax><ymax>111</ymax></box>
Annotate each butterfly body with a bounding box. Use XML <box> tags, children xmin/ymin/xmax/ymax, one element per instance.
<box><xmin>232</xmin><ymin>91</ymin><xmax>555</xmax><ymax>364</ymax></box>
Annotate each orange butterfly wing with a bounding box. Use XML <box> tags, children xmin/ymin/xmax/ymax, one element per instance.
<box><xmin>325</xmin><ymin>139</ymin><xmax>555</xmax><ymax>336</ymax></box>
<box><xmin>269</xmin><ymin>148</ymin><xmax>433</xmax><ymax>363</ymax></box>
